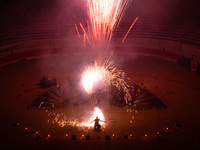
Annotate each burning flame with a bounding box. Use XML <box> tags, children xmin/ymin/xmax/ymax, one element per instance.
<box><xmin>91</xmin><ymin>107</ymin><xmax>105</xmax><ymax>125</ymax></box>
<box><xmin>84</xmin><ymin>107</ymin><xmax>105</xmax><ymax>127</ymax></box>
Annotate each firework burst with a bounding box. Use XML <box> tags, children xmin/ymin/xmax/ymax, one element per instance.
<box><xmin>81</xmin><ymin>60</ymin><xmax>132</xmax><ymax>104</ymax></box>
<box><xmin>81</xmin><ymin>62</ymin><xmax>105</xmax><ymax>94</ymax></box>
<box><xmin>76</xmin><ymin>0</ymin><xmax>137</xmax><ymax>50</ymax></box>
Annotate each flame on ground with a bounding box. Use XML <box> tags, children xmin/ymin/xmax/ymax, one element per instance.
<box><xmin>83</xmin><ymin>107</ymin><xmax>105</xmax><ymax>127</ymax></box>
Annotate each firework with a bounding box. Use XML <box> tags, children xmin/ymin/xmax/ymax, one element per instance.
<box><xmin>48</xmin><ymin>0</ymin><xmax>138</xmax><ymax>129</ymax></box>
<box><xmin>76</xmin><ymin>0</ymin><xmax>136</xmax><ymax>50</ymax></box>
<box><xmin>50</xmin><ymin>60</ymin><xmax>132</xmax><ymax>128</ymax></box>
<box><xmin>75</xmin><ymin>23</ymin><xmax>81</xmax><ymax>38</ymax></box>
<box><xmin>81</xmin><ymin>60</ymin><xmax>132</xmax><ymax>104</ymax></box>
<box><xmin>87</xmin><ymin>0</ymin><xmax>126</xmax><ymax>42</ymax></box>
<box><xmin>80</xmin><ymin>0</ymin><xmax>137</xmax><ymax>104</ymax></box>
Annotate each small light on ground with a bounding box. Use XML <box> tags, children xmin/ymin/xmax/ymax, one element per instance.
<box><xmin>129</xmin><ymin>134</ymin><xmax>133</xmax><ymax>139</ymax></box>
<box><xmin>35</xmin><ymin>131</ymin><xmax>40</xmax><ymax>137</ymax></box>
<box><xmin>25</xmin><ymin>127</ymin><xmax>28</xmax><ymax>132</ymax></box>
<box><xmin>156</xmin><ymin>132</ymin><xmax>160</xmax><ymax>136</ymax></box>
<box><xmin>48</xmin><ymin>134</ymin><xmax>51</xmax><ymax>139</ymax></box>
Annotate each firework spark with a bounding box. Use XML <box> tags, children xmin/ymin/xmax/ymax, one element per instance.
<box><xmin>75</xmin><ymin>23</ymin><xmax>81</xmax><ymax>38</ymax></box>
<box><xmin>121</xmin><ymin>17</ymin><xmax>138</xmax><ymax>44</ymax></box>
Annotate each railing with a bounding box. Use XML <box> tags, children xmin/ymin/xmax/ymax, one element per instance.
<box><xmin>0</xmin><ymin>21</ymin><xmax>200</xmax><ymax>64</ymax></box>
<box><xmin>114</xmin><ymin>20</ymin><xmax>200</xmax><ymax>48</ymax></box>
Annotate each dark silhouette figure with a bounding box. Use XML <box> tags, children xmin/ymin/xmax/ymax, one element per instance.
<box><xmin>40</xmin><ymin>76</ymin><xmax>57</xmax><ymax>88</ymax></box>
<box><xmin>91</xmin><ymin>116</ymin><xmax>104</xmax><ymax>131</ymax></box>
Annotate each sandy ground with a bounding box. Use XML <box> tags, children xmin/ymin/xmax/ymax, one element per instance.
<box><xmin>0</xmin><ymin>52</ymin><xmax>200</xmax><ymax>150</ymax></box>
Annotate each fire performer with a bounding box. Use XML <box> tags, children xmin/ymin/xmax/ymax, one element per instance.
<box><xmin>91</xmin><ymin>116</ymin><xmax>105</xmax><ymax>130</ymax></box>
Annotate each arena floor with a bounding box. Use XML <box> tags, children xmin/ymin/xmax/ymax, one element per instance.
<box><xmin>0</xmin><ymin>51</ymin><xmax>200</xmax><ymax>150</ymax></box>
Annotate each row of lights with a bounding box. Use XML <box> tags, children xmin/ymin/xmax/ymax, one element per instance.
<box><xmin>14</xmin><ymin>123</ymin><xmax>172</xmax><ymax>141</ymax></box>
<box><xmin>25</xmin><ymin>130</ymin><xmax>169</xmax><ymax>140</ymax></box>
